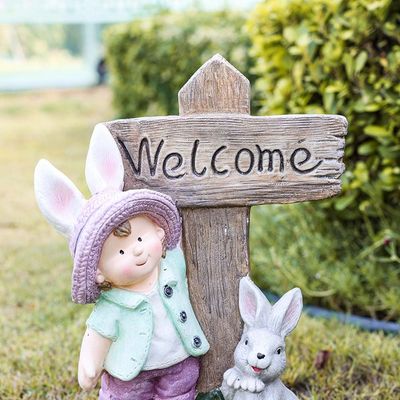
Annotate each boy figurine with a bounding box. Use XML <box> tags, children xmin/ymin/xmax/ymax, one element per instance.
<box><xmin>34</xmin><ymin>124</ymin><xmax>209</xmax><ymax>399</ymax></box>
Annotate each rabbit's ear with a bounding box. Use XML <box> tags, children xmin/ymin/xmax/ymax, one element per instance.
<box><xmin>34</xmin><ymin>159</ymin><xmax>86</xmax><ymax>238</ymax></box>
<box><xmin>85</xmin><ymin>123</ymin><xmax>124</xmax><ymax>195</ymax></box>
<box><xmin>239</xmin><ymin>276</ymin><xmax>272</xmax><ymax>328</ymax></box>
<box><xmin>269</xmin><ymin>288</ymin><xmax>302</xmax><ymax>338</ymax></box>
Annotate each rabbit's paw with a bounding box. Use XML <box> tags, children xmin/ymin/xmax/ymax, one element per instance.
<box><xmin>239</xmin><ymin>376</ymin><xmax>265</xmax><ymax>393</ymax></box>
<box><xmin>223</xmin><ymin>368</ymin><xmax>242</xmax><ymax>389</ymax></box>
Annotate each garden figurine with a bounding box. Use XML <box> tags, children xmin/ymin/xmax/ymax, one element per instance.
<box><xmin>34</xmin><ymin>124</ymin><xmax>209</xmax><ymax>399</ymax></box>
<box><xmin>221</xmin><ymin>277</ymin><xmax>302</xmax><ymax>400</ymax></box>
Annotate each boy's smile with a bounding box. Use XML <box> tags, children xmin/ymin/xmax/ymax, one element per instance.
<box><xmin>97</xmin><ymin>215</ymin><xmax>165</xmax><ymax>292</ymax></box>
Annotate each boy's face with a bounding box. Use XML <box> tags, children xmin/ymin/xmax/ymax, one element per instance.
<box><xmin>98</xmin><ymin>216</ymin><xmax>165</xmax><ymax>289</ymax></box>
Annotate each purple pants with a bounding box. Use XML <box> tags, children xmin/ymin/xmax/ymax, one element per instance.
<box><xmin>99</xmin><ymin>357</ymin><xmax>200</xmax><ymax>400</ymax></box>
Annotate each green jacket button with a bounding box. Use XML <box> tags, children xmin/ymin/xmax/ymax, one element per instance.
<box><xmin>193</xmin><ymin>336</ymin><xmax>202</xmax><ymax>348</ymax></box>
<box><xmin>164</xmin><ymin>285</ymin><xmax>173</xmax><ymax>298</ymax></box>
<box><xmin>180</xmin><ymin>311</ymin><xmax>187</xmax><ymax>322</ymax></box>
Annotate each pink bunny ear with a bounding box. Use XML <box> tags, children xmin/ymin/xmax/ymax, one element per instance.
<box><xmin>85</xmin><ymin>123</ymin><xmax>124</xmax><ymax>195</ymax></box>
<box><xmin>34</xmin><ymin>159</ymin><xmax>86</xmax><ymax>238</ymax></box>
<box><xmin>239</xmin><ymin>276</ymin><xmax>271</xmax><ymax>328</ymax></box>
<box><xmin>269</xmin><ymin>288</ymin><xmax>303</xmax><ymax>338</ymax></box>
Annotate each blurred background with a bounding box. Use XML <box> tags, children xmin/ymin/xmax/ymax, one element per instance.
<box><xmin>0</xmin><ymin>0</ymin><xmax>399</xmax><ymax>399</ymax></box>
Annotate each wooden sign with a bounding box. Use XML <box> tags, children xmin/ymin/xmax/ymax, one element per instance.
<box><xmin>105</xmin><ymin>54</ymin><xmax>347</xmax><ymax>391</ymax></box>
<box><xmin>112</xmin><ymin>114</ymin><xmax>345</xmax><ymax>206</ymax></box>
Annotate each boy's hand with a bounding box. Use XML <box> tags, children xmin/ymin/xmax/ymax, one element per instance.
<box><xmin>78</xmin><ymin>327</ymin><xmax>111</xmax><ymax>391</ymax></box>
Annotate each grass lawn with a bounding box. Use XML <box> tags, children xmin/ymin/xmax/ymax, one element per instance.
<box><xmin>0</xmin><ymin>88</ymin><xmax>399</xmax><ymax>399</ymax></box>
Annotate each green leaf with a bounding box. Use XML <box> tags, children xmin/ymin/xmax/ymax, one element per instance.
<box><xmin>343</xmin><ymin>53</ymin><xmax>354</xmax><ymax>77</ymax></box>
<box><xmin>355</xmin><ymin>51</ymin><xmax>368</xmax><ymax>73</ymax></box>
<box><xmin>378</xmin><ymin>145</ymin><xmax>400</xmax><ymax>159</ymax></box>
<box><xmin>292</xmin><ymin>62</ymin><xmax>304</xmax><ymax>87</ymax></box>
<box><xmin>359</xmin><ymin>200</ymin><xmax>371</xmax><ymax>213</ymax></box>
<box><xmin>323</xmin><ymin>92</ymin><xmax>336</xmax><ymax>113</ymax></box>
<box><xmin>325</xmin><ymin>83</ymin><xmax>344</xmax><ymax>93</ymax></box>
<box><xmin>283</xmin><ymin>26</ymin><xmax>297</xmax><ymax>43</ymax></box>
<box><xmin>358</xmin><ymin>141</ymin><xmax>377</xmax><ymax>155</ymax></box>
<box><xmin>354</xmin><ymin>162</ymin><xmax>369</xmax><ymax>183</ymax></box>
<box><xmin>364</xmin><ymin>103</ymin><xmax>381</xmax><ymax>112</ymax></box>
<box><xmin>334</xmin><ymin>192</ymin><xmax>358</xmax><ymax>211</ymax></box>
<box><xmin>364</xmin><ymin>125</ymin><xmax>391</xmax><ymax>138</ymax></box>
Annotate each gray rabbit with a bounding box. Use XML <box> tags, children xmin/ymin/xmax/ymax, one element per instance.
<box><xmin>221</xmin><ymin>277</ymin><xmax>302</xmax><ymax>400</ymax></box>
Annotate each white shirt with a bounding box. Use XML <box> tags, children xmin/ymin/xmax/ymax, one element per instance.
<box><xmin>143</xmin><ymin>285</ymin><xmax>189</xmax><ymax>370</ymax></box>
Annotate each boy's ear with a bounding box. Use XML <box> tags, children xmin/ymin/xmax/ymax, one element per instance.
<box><xmin>155</xmin><ymin>227</ymin><xmax>165</xmax><ymax>241</ymax></box>
<box><xmin>95</xmin><ymin>269</ymin><xmax>105</xmax><ymax>284</ymax></box>
<box><xmin>34</xmin><ymin>159</ymin><xmax>85</xmax><ymax>238</ymax></box>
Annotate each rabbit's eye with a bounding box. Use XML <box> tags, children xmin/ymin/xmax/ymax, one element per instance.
<box><xmin>244</xmin><ymin>339</ymin><xmax>248</xmax><ymax>345</ymax></box>
<box><xmin>276</xmin><ymin>347</ymin><xmax>282</xmax><ymax>355</ymax></box>
<box><xmin>138</xmin><ymin>237</ymin><xmax>142</xmax><ymax>242</ymax></box>
<box><xmin>119</xmin><ymin>250</ymin><xmax>125</xmax><ymax>255</ymax></box>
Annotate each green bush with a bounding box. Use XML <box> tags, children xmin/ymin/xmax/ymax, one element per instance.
<box><xmin>105</xmin><ymin>11</ymin><xmax>255</xmax><ymax>118</ymax></box>
<box><xmin>247</xmin><ymin>0</ymin><xmax>400</xmax><ymax>222</ymax></box>
<box><xmin>247</xmin><ymin>0</ymin><xmax>400</xmax><ymax>318</ymax></box>
<box><xmin>250</xmin><ymin>203</ymin><xmax>400</xmax><ymax>321</ymax></box>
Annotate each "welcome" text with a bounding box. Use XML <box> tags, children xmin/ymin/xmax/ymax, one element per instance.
<box><xmin>118</xmin><ymin>138</ymin><xmax>323</xmax><ymax>180</ymax></box>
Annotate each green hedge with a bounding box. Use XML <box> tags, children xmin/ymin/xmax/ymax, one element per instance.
<box><xmin>105</xmin><ymin>11</ymin><xmax>255</xmax><ymax>118</ymax></box>
<box><xmin>250</xmin><ymin>203</ymin><xmax>400</xmax><ymax>321</ymax></box>
<box><xmin>248</xmin><ymin>0</ymin><xmax>400</xmax><ymax>222</ymax></box>
<box><xmin>247</xmin><ymin>0</ymin><xmax>400</xmax><ymax>320</ymax></box>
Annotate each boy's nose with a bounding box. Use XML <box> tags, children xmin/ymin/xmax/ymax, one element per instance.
<box><xmin>132</xmin><ymin>244</ymin><xmax>144</xmax><ymax>256</ymax></box>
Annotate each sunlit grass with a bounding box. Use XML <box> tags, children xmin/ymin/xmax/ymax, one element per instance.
<box><xmin>0</xmin><ymin>88</ymin><xmax>112</xmax><ymax>400</ymax></box>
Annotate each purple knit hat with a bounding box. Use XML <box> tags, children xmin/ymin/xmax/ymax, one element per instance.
<box><xmin>68</xmin><ymin>188</ymin><xmax>181</xmax><ymax>304</ymax></box>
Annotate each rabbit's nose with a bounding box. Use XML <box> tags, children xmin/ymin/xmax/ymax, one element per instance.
<box><xmin>257</xmin><ymin>353</ymin><xmax>265</xmax><ymax>359</ymax></box>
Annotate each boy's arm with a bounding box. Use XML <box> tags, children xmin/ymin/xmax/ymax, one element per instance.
<box><xmin>78</xmin><ymin>327</ymin><xmax>112</xmax><ymax>391</ymax></box>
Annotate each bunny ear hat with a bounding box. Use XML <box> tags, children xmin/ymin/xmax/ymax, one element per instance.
<box><xmin>34</xmin><ymin>124</ymin><xmax>181</xmax><ymax>304</ymax></box>
<box><xmin>239</xmin><ymin>276</ymin><xmax>303</xmax><ymax>337</ymax></box>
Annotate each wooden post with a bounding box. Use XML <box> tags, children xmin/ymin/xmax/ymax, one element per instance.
<box><xmin>178</xmin><ymin>55</ymin><xmax>252</xmax><ymax>390</ymax></box>
<box><xmin>106</xmin><ymin>54</ymin><xmax>347</xmax><ymax>392</ymax></box>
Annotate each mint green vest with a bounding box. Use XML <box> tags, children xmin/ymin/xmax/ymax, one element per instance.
<box><xmin>86</xmin><ymin>247</ymin><xmax>209</xmax><ymax>381</ymax></box>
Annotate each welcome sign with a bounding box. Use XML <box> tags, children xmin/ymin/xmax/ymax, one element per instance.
<box><xmin>108</xmin><ymin>114</ymin><xmax>346</xmax><ymax>206</ymax></box>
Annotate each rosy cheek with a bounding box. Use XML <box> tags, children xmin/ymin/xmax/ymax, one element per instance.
<box><xmin>150</xmin><ymin>239</ymin><xmax>162</xmax><ymax>254</ymax></box>
<box><xmin>119</xmin><ymin>258</ymin><xmax>135</xmax><ymax>273</ymax></box>
<box><xmin>123</xmin><ymin>266</ymin><xmax>135</xmax><ymax>277</ymax></box>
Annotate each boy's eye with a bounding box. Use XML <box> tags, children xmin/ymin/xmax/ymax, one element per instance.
<box><xmin>138</xmin><ymin>237</ymin><xmax>142</xmax><ymax>242</ymax></box>
<box><xmin>119</xmin><ymin>250</ymin><xmax>124</xmax><ymax>255</ymax></box>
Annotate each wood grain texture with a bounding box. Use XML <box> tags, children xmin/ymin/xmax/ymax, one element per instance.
<box><xmin>178</xmin><ymin>55</ymin><xmax>250</xmax><ymax>392</ymax></box>
<box><xmin>181</xmin><ymin>207</ymin><xmax>249</xmax><ymax>391</ymax></box>
<box><xmin>179</xmin><ymin>54</ymin><xmax>250</xmax><ymax>115</ymax></box>
<box><xmin>106</xmin><ymin>114</ymin><xmax>346</xmax><ymax>207</ymax></box>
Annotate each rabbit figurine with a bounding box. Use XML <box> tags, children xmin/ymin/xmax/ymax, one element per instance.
<box><xmin>221</xmin><ymin>276</ymin><xmax>302</xmax><ymax>400</ymax></box>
